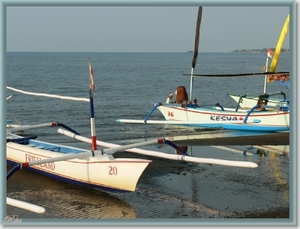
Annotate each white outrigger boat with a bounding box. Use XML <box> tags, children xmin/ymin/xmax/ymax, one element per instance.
<box><xmin>153</xmin><ymin>97</ymin><xmax>289</xmax><ymax>132</ymax></box>
<box><xmin>229</xmin><ymin>90</ymin><xmax>289</xmax><ymax>110</ymax></box>
<box><xmin>7</xmin><ymin>132</ymin><xmax>156</xmax><ymax>192</ymax></box>
<box><xmin>6</xmin><ymin>58</ymin><xmax>258</xmax><ymax>206</ymax></box>
<box><xmin>117</xmin><ymin>102</ymin><xmax>289</xmax><ymax>132</ymax></box>
<box><xmin>116</xmin><ymin>8</ymin><xmax>290</xmax><ymax>132</ymax></box>
<box><xmin>228</xmin><ymin>14</ymin><xmax>290</xmax><ymax>109</ymax></box>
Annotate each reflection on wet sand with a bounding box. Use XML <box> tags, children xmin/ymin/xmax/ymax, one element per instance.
<box><xmin>199</xmin><ymin>144</ymin><xmax>290</xmax><ymax>206</ymax></box>
<box><xmin>6</xmin><ymin>166</ymin><xmax>136</xmax><ymax>219</ymax></box>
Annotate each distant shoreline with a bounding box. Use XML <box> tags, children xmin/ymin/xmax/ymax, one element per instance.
<box><xmin>231</xmin><ymin>48</ymin><xmax>289</xmax><ymax>53</ymax></box>
<box><xmin>185</xmin><ymin>48</ymin><xmax>290</xmax><ymax>53</ymax></box>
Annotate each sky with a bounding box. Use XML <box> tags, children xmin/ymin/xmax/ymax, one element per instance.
<box><xmin>6</xmin><ymin>4</ymin><xmax>291</xmax><ymax>53</ymax></box>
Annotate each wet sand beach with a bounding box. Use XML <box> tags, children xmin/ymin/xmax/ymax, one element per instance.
<box><xmin>5</xmin><ymin>132</ymin><xmax>291</xmax><ymax>224</ymax></box>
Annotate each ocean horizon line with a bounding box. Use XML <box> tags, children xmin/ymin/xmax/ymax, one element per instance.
<box><xmin>6</xmin><ymin>51</ymin><xmax>235</xmax><ymax>54</ymax></box>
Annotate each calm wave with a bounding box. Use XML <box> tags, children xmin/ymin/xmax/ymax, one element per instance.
<box><xmin>6</xmin><ymin>52</ymin><xmax>290</xmax><ymax>143</ymax></box>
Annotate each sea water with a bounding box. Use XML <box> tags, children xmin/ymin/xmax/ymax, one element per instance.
<box><xmin>6</xmin><ymin>52</ymin><xmax>290</xmax><ymax>144</ymax></box>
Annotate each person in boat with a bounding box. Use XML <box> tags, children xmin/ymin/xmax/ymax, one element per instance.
<box><xmin>187</xmin><ymin>97</ymin><xmax>199</xmax><ymax>108</ymax></box>
<box><xmin>175</xmin><ymin>86</ymin><xmax>189</xmax><ymax>107</ymax></box>
<box><xmin>193</xmin><ymin>97</ymin><xmax>199</xmax><ymax>107</ymax></box>
<box><xmin>256</xmin><ymin>98</ymin><xmax>266</xmax><ymax>111</ymax></box>
<box><xmin>166</xmin><ymin>93</ymin><xmax>174</xmax><ymax>104</ymax></box>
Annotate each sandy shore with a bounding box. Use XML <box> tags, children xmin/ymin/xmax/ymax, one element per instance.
<box><xmin>5</xmin><ymin>131</ymin><xmax>291</xmax><ymax>224</ymax></box>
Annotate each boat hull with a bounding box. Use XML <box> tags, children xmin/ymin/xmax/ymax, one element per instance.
<box><xmin>156</xmin><ymin>105</ymin><xmax>289</xmax><ymax>132</ymax></box>
<box><xmin>6</xmin><ymin>140</ymin><xmax>151</xmax><ymax>192</ymax></box>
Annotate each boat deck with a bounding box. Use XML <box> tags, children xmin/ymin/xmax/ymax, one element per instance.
<box><xmin>7</xmin><ymin>136</ymin><xmax>84</xmax><ymax>154</ymax></box>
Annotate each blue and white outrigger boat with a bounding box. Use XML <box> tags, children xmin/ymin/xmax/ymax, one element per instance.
<box><xmin>116</xmin><ymin>104</ymin><xmax>290</xmax><ymax>132</ymax></box>
<box><xmin>116</xmin><ymin>7</ymin><xmax>290</xmax><ymax>132</ymax></box>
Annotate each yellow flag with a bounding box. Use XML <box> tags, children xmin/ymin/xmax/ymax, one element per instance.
<box><xmin>269</xmin><ymin>14</ymin><xmax>290</xmax><ymax>72</ymax></box>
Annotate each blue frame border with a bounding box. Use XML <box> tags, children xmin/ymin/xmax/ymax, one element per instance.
<box><xmin>1</xmin><ymin>0</ymin><xmax>297</xmax><ymax>227</ymax></box>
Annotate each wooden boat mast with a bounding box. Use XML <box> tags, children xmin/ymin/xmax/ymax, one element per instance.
<box><xmin>189</xmin><ymin>6</ymin><xmax>202</xmax><ymax>102</ymax></box>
